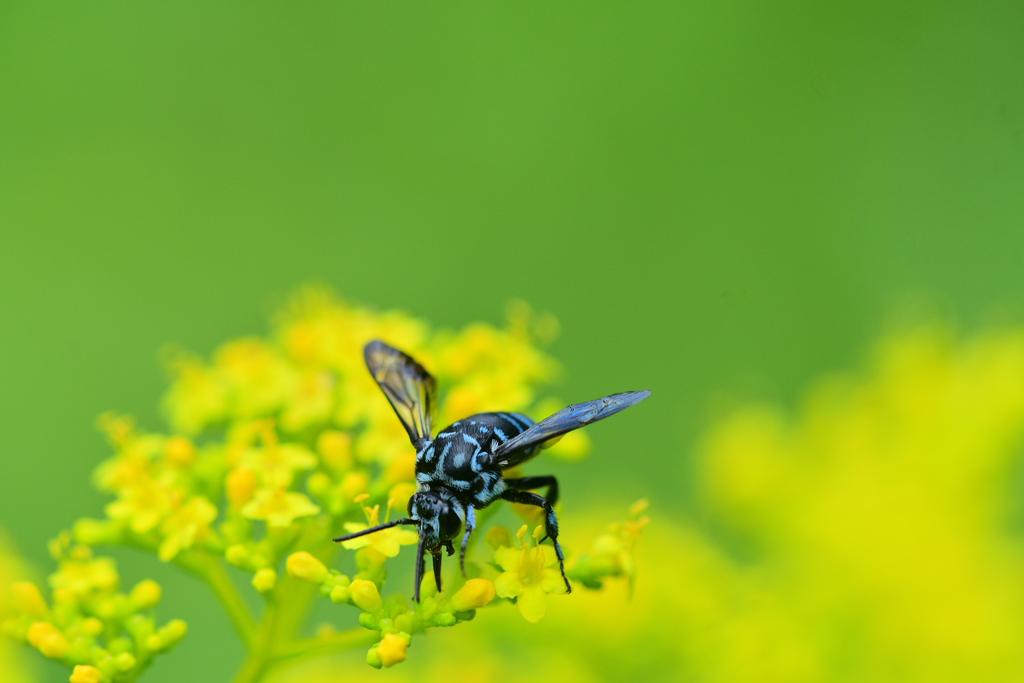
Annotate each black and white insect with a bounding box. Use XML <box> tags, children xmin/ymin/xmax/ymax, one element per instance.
<box><xmin>333</xmin><ymin>340</ymin><xmax>650</xmax><ymax>602</ymax></box>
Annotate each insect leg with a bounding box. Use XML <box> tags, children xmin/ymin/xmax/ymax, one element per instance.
<box><xmin>413</xmin><ymin>536</ymin><xmax>425</xmax><ymax>603</ymax></box>
<box><xmin>459</xmin><ymin>505</ymin><xmax>476</xmax><ymax>577</ymax></box>
<box><xmin>432</xmin><ymin>550</ymin><xmax>444</xmax><ymax>593</ymax></box>
<box><xmin>500</xmin><ymin>488</ymin><xmax>572</xmax><ymax>594</ymax></box>
<box><xmin>503</xmin><ymin>476</ymin><xmax>560</xmax><ymax>507</ymax></box>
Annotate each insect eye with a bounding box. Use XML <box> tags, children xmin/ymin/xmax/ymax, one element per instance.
<box><xmin>438</xmin><ymin>508</ymin><xmax>462</xmax><ymax>541</ymax></box>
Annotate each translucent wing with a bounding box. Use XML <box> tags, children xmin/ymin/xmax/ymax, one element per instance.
<box><xmin>493</xmin><ymin>390</ymin><xmax>651</xmax><ymax>468</ymax></box>
<box><xmin>364</xmin><ymin>340</ymin><xmax>437</xmax><ymax>445</ymax></box>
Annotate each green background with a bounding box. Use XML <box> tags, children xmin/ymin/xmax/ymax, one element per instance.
<box><xmin>2</xmin><ymin>2</ymin><xmax>1022</xmax><ymax>680</ymax></box>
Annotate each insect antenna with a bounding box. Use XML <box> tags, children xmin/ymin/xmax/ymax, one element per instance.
<box><xmin>331</xmin><ymin>518</ymin><xmax>417</xmax><ymax>543</ymax></box>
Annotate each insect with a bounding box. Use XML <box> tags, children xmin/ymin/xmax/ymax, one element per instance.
<box><xmin>333</xmin><ymin>340</ymin><xmax>650</xmax><ymax>601</ymax></box>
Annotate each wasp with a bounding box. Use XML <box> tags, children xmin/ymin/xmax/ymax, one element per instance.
<box><xmin>333</xmin><ymin>340</ymin><xmax>650</xmax><ymax>601</ymax></box>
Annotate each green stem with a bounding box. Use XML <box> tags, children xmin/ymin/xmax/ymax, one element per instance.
<box><xmin>180</xmin><ymin>552</ymin><xmax>256</xmax><ymax>649</ymax></box>
<box><xmin>231</xmin><ymin>516</ymin><xmax>358</xmax><ymax>683</ymax></box>
<box><xmin>270</xmin><ymin>628</ymin><xmax>378</xmax><ymax>665</ymax></box>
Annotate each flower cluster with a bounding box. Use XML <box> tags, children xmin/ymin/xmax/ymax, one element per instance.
<box><xmin>269</xmin><ymin>321</ymin><xmax>1024</xmax><ymax>683</ymax></box>
<box><xmin>4</xmin><ymin>288</ymin><xmax>644</xmax><ymax>682</ymax></box>
<box><xmin>1</xmin><ymin>535</ymin><xmax>185</xmax><ymax>683</ymax></box>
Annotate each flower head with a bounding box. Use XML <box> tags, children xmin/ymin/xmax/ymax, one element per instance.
<box><xmin>241</xmin><ymin>487</ymin><xmax>321</xmax><ymax>528</ymax></box>
<box><xmin>492</xmin><ymin>525</ymin><xmax>567</xmax><ymax>622</ymax></box>
<box><xmin>158</xmin><ymin>495</ymin><xmax>219</xmax><ymax>561</ymax></box>
<box><xmin>339</xmin><ymin>495</ymin><xmax>418</xmax><ymax>558</ymax></box>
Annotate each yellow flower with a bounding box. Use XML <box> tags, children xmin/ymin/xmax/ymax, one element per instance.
<box><xmin>48</xmin><ymin>552</ymin><xmax>118</xmax><ymax>601</ymax></box>
<box><xmin>162</xmin><ymin>435</ymin><xmax>196</xmax><ymax>466</ymax></box>
<box><xmin>240</xmin><ymin>421</ymin><xmax>317</xmax><ymax>487</ymax></box>
<box><xmin>158</xmin><ymin>496</ymin><xmax>219</xmax><ymax>561</ymax></box>
<box><xmin>214</xmin><ymin>338</ymin><xmax>295</xmax><ymax>419</ymax></box>
<box><xmin>104</xmin><ymin>478</ymin><xmax>173</xmax><ymax>534</ymax></box>
<box><xmin>493</xmin><ymin>525</ymin><xmax>566</xmax><ymax>622</ymax></box>
<box><xmin>316</xmin><ymin>430</ymin><xmax>353</xmax><ymax>474</ymax></box>
<box><xmin>69</xmin><ymin>665</ymin><xmax>103</xmax><ymax>683</ymax></box>
<box><xmin>280</xmin><ymin>369</ymin><xmax>336</xmax><ymax>432</ymax></box>
<box><xmin>241</xmin><ymin>487</ymin><xmax>321</xmax><ymax>528</ymax></box>
<box><xmin>339</xmin><ymin>497</ymin><xmax>418</xmax><ymax>558</ymax></box>
<box><xmin>161</xmin><ymin>350</ymin><xmax>229</xmax><ymax>435</ymax></box>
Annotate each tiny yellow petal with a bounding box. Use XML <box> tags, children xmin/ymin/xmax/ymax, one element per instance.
<box><xmin>493</xmin><ymin>546</ymin><xmax>522</xmax><ymax>573</ymax></box>
<box><xmin>516</xmin><ymin>584</ymin><xmax>548</xmax><ymax>623</ymax></box>
<box><xmin>493</xmin><ymin>572</ymin><xmax>523</xmax><ymax>599</ymax></box>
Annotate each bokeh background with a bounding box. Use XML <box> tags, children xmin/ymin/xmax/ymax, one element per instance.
<box><xmin>3</xmin><ymin>2</ymin><xmax>1024</xmax><ymax>682</ymax></box>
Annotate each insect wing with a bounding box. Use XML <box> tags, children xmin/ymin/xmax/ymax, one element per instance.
<box><xmin>364</xmin><ymin>340</ymin><xmax>437</xmax><ymax>445</ymax></box>
<box><xmin>493</xmin><ymin>390</ymin><xmax>651</xmax><ymax>467</ymax></box>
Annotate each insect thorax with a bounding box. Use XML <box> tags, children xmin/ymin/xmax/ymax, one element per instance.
<box><xmin>414</xmin><ymin>416</ymin><xmax>523</xmax><ymax>508</ymax></box>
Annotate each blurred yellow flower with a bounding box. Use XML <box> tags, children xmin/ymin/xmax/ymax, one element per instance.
<box><xmin>242</xmin><ymin>487</ymin><xmax>321</xmax><ymax>528</ymax></box>
<box><xmin>69</xmin><ymin>665</ymin><xmax>103</xmax><ymax>683</ymax></box>
<box><xmin>240</xmin><ymin>421</ymin><xmax>317</xmax><ymax>488</ymax></box>
<box><xmin>285</xmin><ymin>552</ymin><xmax>328</xmax><ymax>584</ymax></box>
<box><xmin>158</xmin><ymin>496</ymin><xmax>219</xmax><ymax>561</ymax></box>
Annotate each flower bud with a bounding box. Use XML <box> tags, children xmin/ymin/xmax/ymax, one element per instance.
<box><xmin>329</xmin><ymin>585</ymin><xmax>350</xmax><ymax>604</ymax></box>
<box><xmin>12</xmin><ymin>582</ymin><xmax>48</xmax><ymax>617</ymax></box>
<box><xmin>306</xmin><ymin>472</ymin><xmax>332</xmax><ymax>500</ymax></box>
<box><xmin>114</xmin><ymin>652</ymin><xmax>137</xmax><ymax>672</ymax></box>
<box><xmin>252</xmin><ymin>568</ymin><xmax>277</xmax><ymax>594</ymax></box>
<box><xmin>449</xmin><ymin>578</ymin><xmax>495</xmax><ymax>611</ymax></box>
<box><xmin>129</xmin><ymin>580</ymin><xmax>162</xmax><ymax>610</ymax></box>
<box><xmin>70</xmin><ymin>665</ymin><xmax>104</xmax><ymax>683</ymax></box>
<box><xmin>27</xmin><ymin>621</ymin><xmax>69</xmax><ymax>658</ymax></box>
<box><xmin>225</xmin><ymin>545</ymin><xmax>249</xmax><ymax>567</ymax></box>
<box><xmin>349</xmin><ymin>579</ymin><xmax>382</xmax><ymax>613</ymax></box>
<box><xmin>164</xmin><ymin>436</ymin><xmax>196</xmax><ymax>466</ymax></box>
<box><xmin>375</xmin><ymin>632</ymin><xmax>408</xmax><ymax>668</ymax></box>
<box><xmin>81</xmin><ymin>618</ymin><xmax>103</xmax><ymax>637</ymax></box>
<box><xmin>432</xmin><ymin>612</ymin><xmax>456</xmax><ymax>627</ymax></box>
<box><xmin>225</xmin><ymin>468</ymin><xmax>258</xmax><ymax>508</ymax></box>
<box><xmin>72</xmin><ymin>518</ymin><xmax>121</xmax><ymax>546</ymax></box>
<box><xmin>286</xmin><ymin>552</ymin><xmax>328</xmax><ymax>583</ymax></box>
